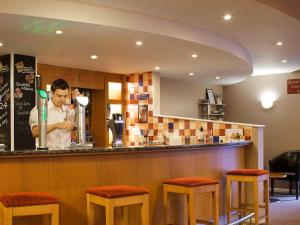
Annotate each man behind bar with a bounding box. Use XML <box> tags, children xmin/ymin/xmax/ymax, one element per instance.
<box><xmin>29</xmin><ymin>79</ymin><xmax>74</xmax><ymax>150</ymax></box>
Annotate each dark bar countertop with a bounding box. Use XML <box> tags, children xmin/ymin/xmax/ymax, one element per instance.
<box><xmin>0</xmin><ymin>141</ymin><xmax>251</xmax><ymax>158</ymax></box>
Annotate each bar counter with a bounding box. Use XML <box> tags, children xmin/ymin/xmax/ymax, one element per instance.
<box><xmin>0</xmin><ymin>141</ymin><xmax>251</xmax><ymax>157</ymax></box>
<box><xmin>0</xmin><ymin>142</ymin><xmax>254</xmax><ymax>225</ymax></box>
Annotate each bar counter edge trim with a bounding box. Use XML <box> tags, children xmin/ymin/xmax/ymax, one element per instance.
<box><xmin>0</xmin><ymin>141</ymin><xmax>252</xmax><ymax>159</ymax></box>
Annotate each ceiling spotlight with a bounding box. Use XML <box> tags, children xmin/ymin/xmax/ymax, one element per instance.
<box><xmin>90</xmin><ymin>55</ymin><xmax>98</xmax><ymax>60</ymax></box>
<box><xmin>135</xmin><ymin>41</ymin><xmax>143</xmax><ymax>46</ymax></box>
<box><xmin>189</xmin><ymin>72</ymin><xmax>194</xmax><ymax>76</ymax></box>
<box><xmin>0</xmin><ymin>42</ymin><xmax>3</xmax><ymax>47</ymax></box>
<box><xmin>155</xmin><ymin>66</ymin><xmax>160</xmax><ymax>70</ymax></box>
<box><xmin>282</xmin><ymin>59</ymin><xmax>287</xmax><ymax>63</ymax></box>
<box><xmin>55</xmin><ymin>30</ymin><xmax>63</xmax><ymax>35</ymax></box>
<box><xmin>224</xmin><ymin>14</ymin><xmax>232</xmax><ymax>21</ymax></box>
<box><xmin>276</xmin><ymin>41</ymin><xmax>283</xmax><ymax>46</ymax></box>
<box><xmin>192</xmin><ymin>54</ymin><xmax>198</xmax><ymax>58</ymax></box>
<box><xmin>216</xmin><ymin>76</ymin><xmax>220</xmax><ymax>80</ymax></box>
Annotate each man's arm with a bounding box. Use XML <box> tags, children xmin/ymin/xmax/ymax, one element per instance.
<box><xmin>31</xmin><ymin>121</ymin><xmax>74</xmax><ymax>138</ymax></box>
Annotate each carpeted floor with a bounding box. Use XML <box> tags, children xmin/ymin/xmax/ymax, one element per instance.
<box><xmin>269</xmin><ymin>194</ymin><xmax>300</xmax><ymax>225</ymax></box>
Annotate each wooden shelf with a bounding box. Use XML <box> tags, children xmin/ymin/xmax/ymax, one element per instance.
<box><xmin>198</xmin><ymin>99</ymin><xmax>225</xmax><ymax>120</ymax></box>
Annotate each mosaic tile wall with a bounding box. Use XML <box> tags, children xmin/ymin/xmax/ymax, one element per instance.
<box><xmin>125</xmin><ymin>72</ymin><xmax>252</xmax><ymax>147</ymax></box>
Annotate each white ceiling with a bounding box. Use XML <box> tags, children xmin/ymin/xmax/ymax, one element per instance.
<box><xmin>0</xmin><ymin>0</ymin><xmax>300</xmax><ymax>85</ymax></box>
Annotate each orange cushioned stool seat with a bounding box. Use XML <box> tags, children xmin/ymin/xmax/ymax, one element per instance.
<box><xmin>163</xmin><ymin>177</ymin><xmax>219</xmax><ymax>225</ymax></box>
<box><xmin>226</xmin><ymin>169</ymin><xmax>269</xmax><ymax>225</ymax></box>
<box><xmin>0</xmin><ymin>192</ymin><xmax>59</xmax><ymax>225</ymax></box>
<box><xmin>86</xmin><ymin>185</ymin><xmax>149</xmax><ymax>225</ymax></box>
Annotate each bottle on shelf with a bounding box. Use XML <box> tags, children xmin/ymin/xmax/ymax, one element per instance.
<box><xmin>198</xmin><ymin>126</ymin><xmax>205</xmax><ymax>143</ymax></box>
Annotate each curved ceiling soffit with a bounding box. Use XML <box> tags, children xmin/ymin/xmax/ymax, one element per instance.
<box><xmin>1</xmin><ymin>0</ymin><xmax>253</xmax><ymax>71</ymax></box>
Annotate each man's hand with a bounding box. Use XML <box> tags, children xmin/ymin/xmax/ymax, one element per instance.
<box><xmin>57</xmin><ymin>121</ymin><xmax>74</xmax><ymax>132</ymax></box>
<box><xmin>31</xmin><ymin>121</ymin><xmax>74</xmax><ymax>137</ymax></box>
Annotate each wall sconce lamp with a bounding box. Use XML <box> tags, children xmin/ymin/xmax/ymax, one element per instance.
<box><xmin>261</xmin><ymin>92</ymin><xmax>276</xmax><ymax>109</ymax></box>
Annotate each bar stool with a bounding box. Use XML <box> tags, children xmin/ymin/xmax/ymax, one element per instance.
<box><xmin>86</xmin><ymin>185</ymin><xmax>149</xmax><ymax>225</ymax></box>
<box><xmin>226</xmin><ymin>169</ymin><xmax>269</xmax><ymax>225</ymax></box>
<box><xmin>163</xmin><ymin>177</ymin><xmax>219</xmax><ymax>225</ymax></box>
<box><xmin>0</xmin><ymin>192</ymin><xmax>59</xmax><ymax>225</ymax></box>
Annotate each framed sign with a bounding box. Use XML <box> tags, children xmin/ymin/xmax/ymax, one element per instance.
<box><xmin>206</xmin><ymin>89</ymin><xmax>215</xmax><ymax>104</ymax></box>
<box><xmin>287</xmin><ymin>79</ymin><xmax>300</xmax><ymax>94</ymax></box>
<box><xmin>138</xmin><ymin>105</ymin><xmax>148</xmax><ymax>123</ymax></box>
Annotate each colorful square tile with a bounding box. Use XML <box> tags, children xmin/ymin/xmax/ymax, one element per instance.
<box><xmin>219</xmin><ymin>129</ymin><xmax>225</xmax><ymax>136</ymax></box>
<box><xmin>184</xmin><ymin>120</ymin><xmax>190</xmax><ymax>129</ymax></box>
<box><xmin>138</xmin><ymin>79</ymin><xmax>143</xmax><ymax>87</ymax></box>
<box><xmin>213</xmin><ymin>129</ymin><xmax>220</xmax><ymax>136</ymax></box>
<box><xmin>220</xmin><ymin>123</ymin><xmax>226</xmax><ymax>129</ymax></box>
<box><xmin>213</xmin><ymin>136</ymin><xmax>219</xmax><ymax>143</ymax></box>
<box><xmin>190</xmin><ymin>129</ymin><xmax>196</xmax><ymax>136</ymax></box>
<box><xmin>179</xmin><ymin>129</ymin><xmax>184</xmax><ymax>136</ymax></box>
<box><xmin>168</xmin><ymin>123</ymin><xmax>174</xmax><ymax>129</ymax></box>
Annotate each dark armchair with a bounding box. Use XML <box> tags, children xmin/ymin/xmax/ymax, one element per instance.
<box><xmin>269</xmin><ymin>150</ymin><xmax>300</xmax><ymax>200</ymax></box>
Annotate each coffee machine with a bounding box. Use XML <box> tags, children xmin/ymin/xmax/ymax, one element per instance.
<box><xmin>108</xmin><ymin>113</ymin><xmax>124</xmax><ymax>147</ymax></box>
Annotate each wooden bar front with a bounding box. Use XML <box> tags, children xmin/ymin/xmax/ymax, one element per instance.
<box><xmin>0</xmin><ymin>144</ymin><xmax>248</xmax><ymax>225</ymax></box>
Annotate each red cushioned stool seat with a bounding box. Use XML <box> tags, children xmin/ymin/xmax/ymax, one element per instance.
<box><xmin>86</xmin><ymin>185</ymin><xmax>149</xmax><ymax>199</ymax></box>
<box><xmin>226</xmin><ymin>169</ymin><xmax>269</xmax><ymax>225</ymax></box>
<box><xmin>86</xmin><ymin>185</ymin><xmax>149</xmax><ymax>225</ymax></box>
<box><xmin>163</xmin><ymin>177</ymin><xmax>219</xmax><ymax>225</ymax></box>
<box><xmin>163</xmin><ymin>177</ymin><xmax>219</xmax><ymax>187</ymax></box>
<box><xmin>227</xmin><ymin>169</ymin><xmax>269</xmax><ymax>176</ymax></box>
<box><xmin>0</xmin><ymin>192</ymin><xmax>60</xmax><ymax>225</ymax></box>
<box><xmin>0</xmin><ymin>192</ymin><xmax>60</xmax><ymax>207</ymax></box>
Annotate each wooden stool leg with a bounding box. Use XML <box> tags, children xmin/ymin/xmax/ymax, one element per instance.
<box><xmin>187</xmin><ymin>191</ymin><xmax>196</xmax><ymax>225</ymax></box>
<box><xmin>226</xmin><ymin>176</ymin><xmax>232</xmax><ymax>224</ymax></box>
<box><xmin>163</xmin><ymin>188</ymin><xmax>168</xmax><ymax>225</ymax></box>
<box><xmin>105</xmin><ymin>202</ymin><xmax>114</xmax><ymax>225</ymax></box>
<box><xmin>212</xmin><ymin>185</ymin><xmax>219</xmax><ymax>225</ymax></box>
<box><xmin>238</xmin><ymin>181</ymin><xmax>243</xmax><ymax>219</ymax></box>
<box><xmin>87</xmin><ymin>195</ymin><xmax>95</xmax><ymax>225</ymax></box>
<box><xmin>51</xmin><ymin>204</ymin><xmax>59</xmax><ymax>225</ymax></box>
<box><xmin>264</xmin><ymin>179</ymin><xmax>269</xmax><ymax>225</ymax></box>
<box><xmin>3</xmin><ymin>207</ymin><xmax>12</xmax><ymax>225</ymax></box>
<box><xmin>253</xmin><ymin>180</ymin><xmax>259</xmax><ymax>225</ymax></box>
<box><xmin>120</xmin><ymin>206</ymin><xmax>128</xmax><ymax>225</ymax></box>
<box><xmin>141</xmin><ymin>195</ymin><xmax>149</xmax><ymax>225</ymax></box>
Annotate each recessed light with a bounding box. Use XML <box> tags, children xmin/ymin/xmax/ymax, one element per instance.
<box><xmin>155</xmin><ymin>66</ymin><xmax>160</xmax><ymax>70</ymax></box>
<box><xmin>276</xmin><ymin>41</ymin><xmax>283</xmax><ymax>46</ymax></box>
<box><xmin>135</xmin><ymin>41</ymin><xmax>143</xmax><ymax>46</ymax></box>
<box><xmin>216</xmin><ymin>76</ymin><xmax>220</xmax><ymax>80</ymax></box>
<box><xmin>189</xmin><ymin>72</ymin><xmax>194</xmax><ymax>76</ymax></box>
<box><xmin>192</xmin><ymin>54</ymin><xmax>198</xmax><ymax>58</ymax></box>
<box><xmin>90</xmin><ymin>55</ymin><xmax>98</xmax><ymax>60</ymax></box>
<box><xmin>282</xmin><ymin>59</ymin><xmax>287</xmax><ymax>63</ymax></box>
<box><xmin>224</xmin><ymin>14</ymin><xmax>232</xmax><ymax>21</ymax></box>
<box><xmin>0</xmin><ymin>42</ymin><xmax>3</xmax><ymax>47</ymax></box>
<box><xmin>55</xmin><ymin>30</ymin><xmax>63</xmax><ymax>35</ymax></box>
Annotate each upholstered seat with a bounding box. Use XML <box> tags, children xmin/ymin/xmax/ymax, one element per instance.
<box><xmin>227</xmin><ymin>169</ymin><xmax>269</xmax><ymax>176</ymax></box>
<box><xmin>0</xmin><ymin>192</ymin><xmax>59</xmax><ymax>207</ymax></box>
<box><xmin>86</xmin><ymin>185</ymin><xmax>149</xmax><ymax>199</ymax></box>
<box><xmin>87</xmin><ymin>185</ymin><xmax>149</xmax><ymax>225</ymax></box>
<box><xmin>0</xmin><ymin>192</ymin><xmax>59</xmax><ymax>225</ymax></box>
<box><xmin>163</xmin><ymin>177</ymin><xmax>219</xmax><ymax>187</ymax></box>
<box><xmin>163</xmin><ymin>177</ymin><xmax>219</xmax><ymax>225</ymax></box>
<box><xmin>226</xmin><ymin>170</ymin><xmax>269</xmax><ymax>225</ymax></box>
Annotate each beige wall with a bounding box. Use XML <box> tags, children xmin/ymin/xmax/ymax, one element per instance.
<box><xmin>223</xmin><ymin>71</ymin><xmax>300</xmax><ymax>167</ymax></box>
<box><xmin>160</xmin><ymin>77</ymin><xmax>222</xmax><ymax>118</ymax></box>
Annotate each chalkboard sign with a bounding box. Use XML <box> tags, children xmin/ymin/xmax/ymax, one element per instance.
<box><xmin>0</xmin><ymin>54</ymin><xmax>11</xmax><ymax>149</ymax></box>
<box><xmin>14</xmin><ymin>54</ymin><xmax>36</xmax><ymax>150</ymax></box>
